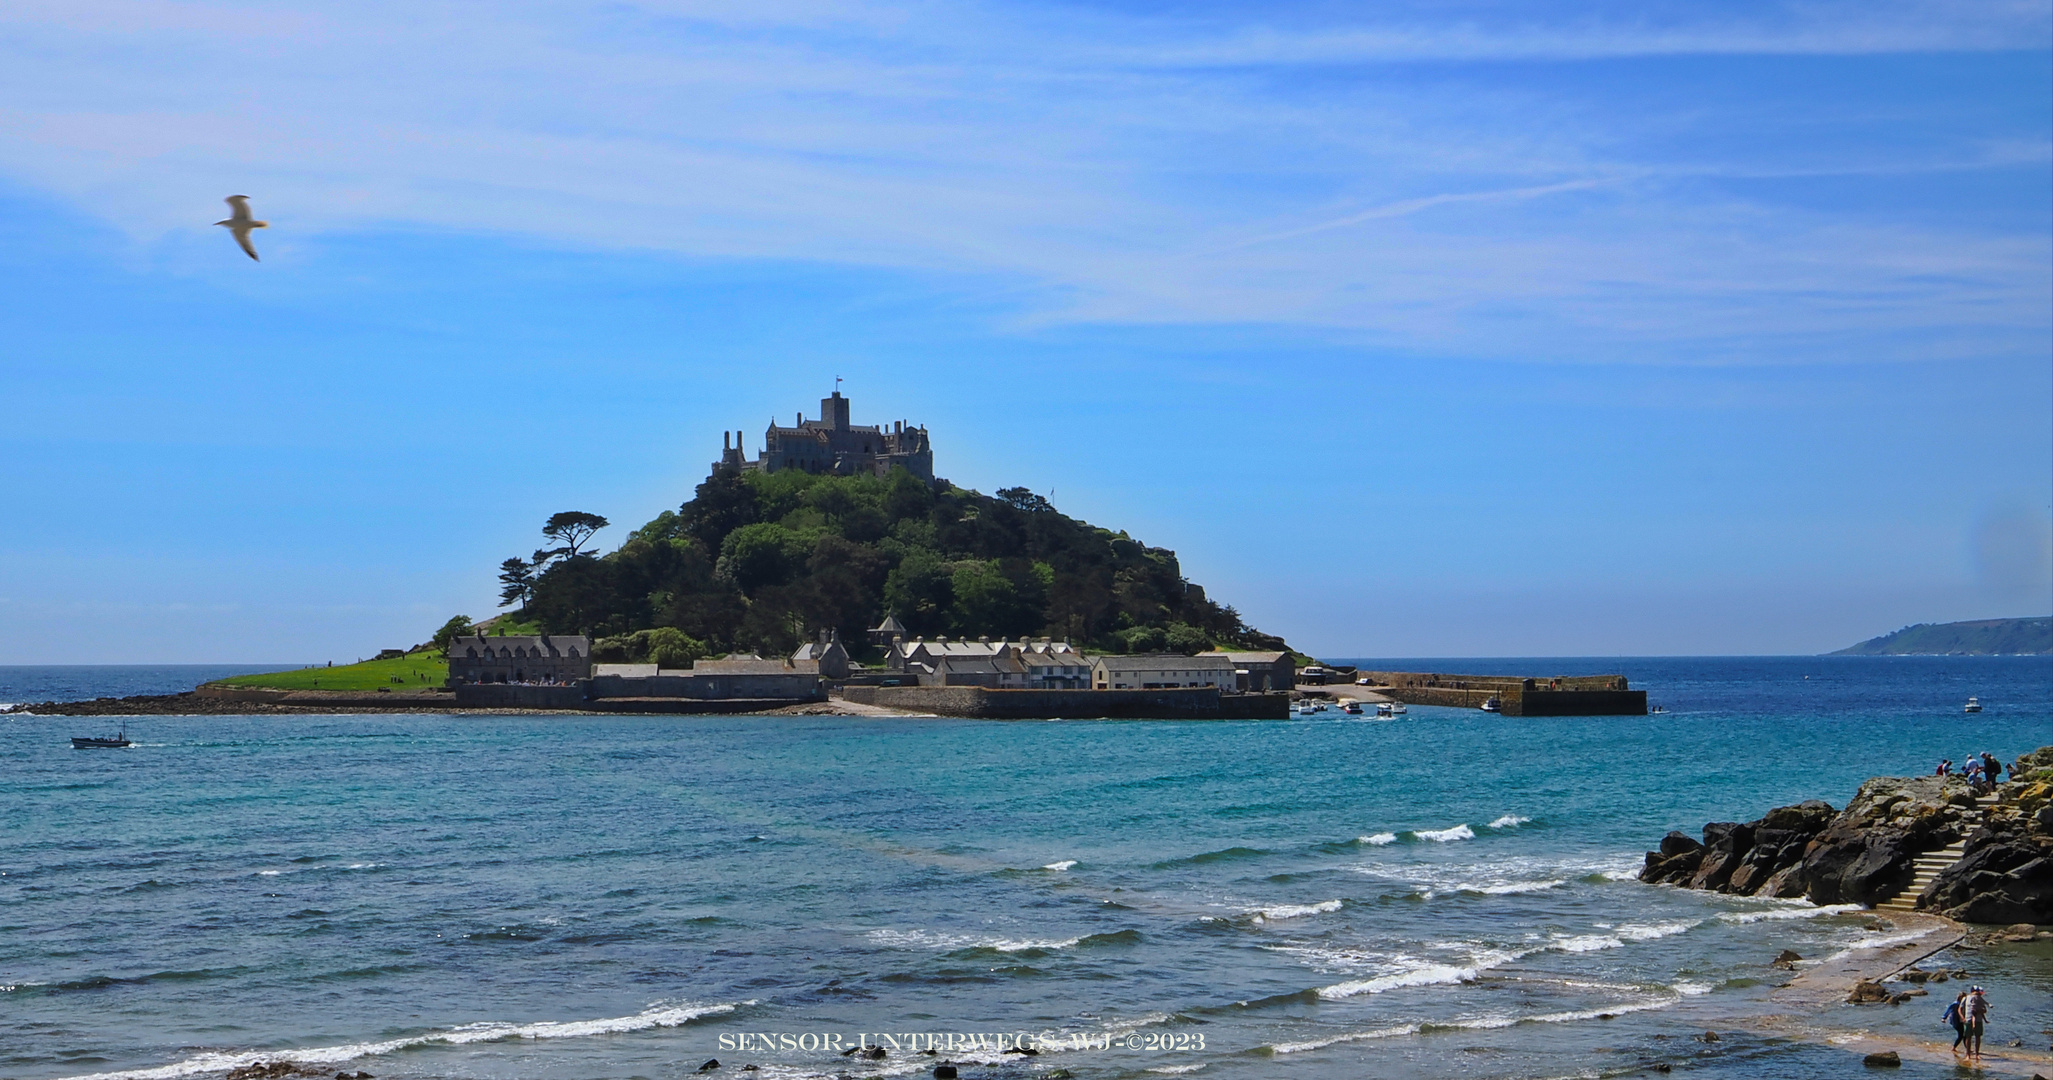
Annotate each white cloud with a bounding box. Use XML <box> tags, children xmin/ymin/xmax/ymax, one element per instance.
<box><xmin>0</xmin><ymin>0</ymin><xmax>2045</xmax><ymax>363</ymax></box>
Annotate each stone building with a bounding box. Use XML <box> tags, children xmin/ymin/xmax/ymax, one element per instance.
<box><xmin>446</xmin><ymin>634</ymin><xmax>591</xmax><ymax>685</ymax></box>
<box><xmin>714</xmin><ymin>391</ymin><xmax>933</xmax><ymax>481</ymax></box>
<box><xmin>1091</xmin><ymin>654</ymin><xmax>1237</xmax><ymax>691</ymax></box>
<box><xmin>791</xmin><ymin>630</ymin><xmax>852</xmax><ymax>680</ymax></box>
<box><xmin>1198</xmin><ymin>650</ymin><xmax>1296</xmax><ymax>693</ymax></box>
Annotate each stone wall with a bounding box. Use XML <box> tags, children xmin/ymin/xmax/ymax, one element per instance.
<box><xmin>840</xmin><ymin>686</ymin><xmax>1288</xmax><ymax>719</ymax></box>
<box><xmin>1376</xmin><ymin>685</ymin><xmax>1647</xmax><ymax>716</ymax></box>
<box><xmin>451</xmin><ymin>684</ymin><xmax>590</xmax><ymax>709</ymax></box>
<box><xmin>589</xmin><ymin>672</ymin><xmax>822</xmax><ymax>700</ymax></box>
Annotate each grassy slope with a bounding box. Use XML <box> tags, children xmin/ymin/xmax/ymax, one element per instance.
<box><xmin>213</xmin><ymin>653</ymin><xmax>449</xmax><ymax>691</ymax></box>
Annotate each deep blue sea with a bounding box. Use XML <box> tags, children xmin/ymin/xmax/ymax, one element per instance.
<box><xmin>3</xmin><ymin>657</ymin><xmax>2049</xmax><ymax>1080</ymax></box>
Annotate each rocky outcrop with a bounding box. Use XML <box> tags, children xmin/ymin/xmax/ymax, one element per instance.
<box><xmin>1801</xmin><ymin>777</ymin><xmax>1975</xmax><ymax>906</ymax></box>
<box><xmin>1918</xmin><ymin>777</ymin><xmax>2053</xmax><ymax>924</ymax></box>
<box><xmin>1640</xmin><ymin>761</ymin><xmax>2053</xmax><ymax>919</ymax></box>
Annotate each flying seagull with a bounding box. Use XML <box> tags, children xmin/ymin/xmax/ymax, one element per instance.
<box><xmin>214</xmin><ymin>195</ymin><xmax>268</xmax><ymax>260</ymax></box>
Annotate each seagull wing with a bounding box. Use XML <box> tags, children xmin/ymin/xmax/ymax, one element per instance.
<box><xmin>224</xmin><ymin>195</ymin><xmax>253</xmax><ymax>223</ymax></box>
<box><xmin>234</xmin><ymin>228</ymin><xmax>260</xmax><ymax>260</ymax></box>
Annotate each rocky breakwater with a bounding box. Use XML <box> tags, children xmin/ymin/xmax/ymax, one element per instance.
<box><xmin>1918</xmin><ymin>746</ymin><xmax>2053</xmax><ymax>924</ymax></box>
<box><xmin>1640</xmin><ymin>749</ymin><xmax>2053</xmax><ymax>922</ymax></box>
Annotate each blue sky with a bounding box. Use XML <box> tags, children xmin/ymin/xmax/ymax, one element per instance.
<box><xmin>1</xmin><ymin>0</ymin><xmax>2048</xmax><ymax>662</ymax></box>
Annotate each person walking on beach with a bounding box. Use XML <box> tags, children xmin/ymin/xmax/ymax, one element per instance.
<box><xmin>1965</xmin><ymin>986</ymin><xmax>1990</xmax><ymax>1059</ymax></box>
<box><xmin>1944</xmin><ymin>991</ymin><xmax>1968</xmax><ymax>1054</ymax></box>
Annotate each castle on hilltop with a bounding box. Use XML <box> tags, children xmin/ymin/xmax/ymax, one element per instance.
<box><xmin>714</xmin><ymin>391</ymin><xmax>934</xmax><ymax>481</ymax></box>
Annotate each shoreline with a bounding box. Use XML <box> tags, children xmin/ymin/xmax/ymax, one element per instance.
<box><xmin>1746</xmin><ymin>914</ymin><xmax>2053</xmax><ymax>1076</ymax></box>
<box><xmin>0</xmin><ymin>689</ymin><xmax>932</xmax><ymax>718</ymax></box>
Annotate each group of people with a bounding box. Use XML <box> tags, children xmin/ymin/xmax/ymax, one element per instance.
<box><xmin>1933</xmin><ymin>752</ymin><xmax>2011</xmax><ymax>793</ymax></box>
<box><xmin>1941</xmin><ymin>986</ymin><xmax>1993</xmax><ymax>1059</ymax></box>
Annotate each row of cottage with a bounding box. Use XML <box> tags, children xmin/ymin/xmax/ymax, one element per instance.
<box><xmin>445</xmin><ymin>621</ymin><xmax>1294</xmax><ymax>698</ymax></box>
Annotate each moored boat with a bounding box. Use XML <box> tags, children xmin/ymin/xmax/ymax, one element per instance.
<box><xmin>1964</xmin><ymin>697</ymin><xmax>1982</xmax><ymax>714</ymax></box>
<box><xmin>1339</xmin><ymin>701</ymin><xmax>1363</xmax><ymax>715</ymax></box>
<box><xmin>1374</xmin><ymin>702</ymin><xmax>1393</xmax><ymax>717</ymax></box>
<box><xmin>1480</xmin><ymin>697</ymin><xmax>1501</xmax><ymax>713</ymax></box>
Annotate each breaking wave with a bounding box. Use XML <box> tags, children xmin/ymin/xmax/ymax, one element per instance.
<box><xmin>1254</xmin><ymin>900</ymin><xmax>1342</xmax><ymax>922</ymax></box>
<box><xmin>1409</xmin><ymin>825</ymin><xmax>1475</xmax><ymax>843</ymax></box>
<box><xmin>1487</xmin><ymin>815</ymin><xmax>1532</xmax><ymax>829</ymax></box>
<box><xmin>62</xmin><ymin>1001</ymin><xmax>748</xmax><ymax>1080</ymax></box>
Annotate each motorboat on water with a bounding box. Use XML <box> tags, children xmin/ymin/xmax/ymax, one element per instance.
<box><xmin>71</xmin><ymin>726</ymin><xmax>131</xmax><ymax>749</ymax></box>
<box><xmin>1964</xmin><ymin>697</ymin><xmax>1982</xmax><ymax>714</ymax></box>
<box><xmin>1374</xmin><ymin>702</ymin><xmax>1394</xmax><ymax>717</ymax></box>
<box><xmin>1480</xmin><ymin>697</ymin><xmax>1502</xmax><ymax>713</ymax></box>
<box><xmin>1295</xmin><ymin>700</ymin><xmax>1319</xmax><ymax>716</ymax></box>
<box><xmin>1388</xmin><ymin>702</ymin><xmax>1407</xmax><ymax>715</ymax></box>
<box><xmin>1339</xmin><ymin>701</ymin><xmax>1363</xmax><ymax>715</ymax></box>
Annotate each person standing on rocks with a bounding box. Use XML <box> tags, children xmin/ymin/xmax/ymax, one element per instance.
<box><xmin>1964</xmin><ymin>986</ymin><xmax>1990</xmax><ymax>1059</ymax></box>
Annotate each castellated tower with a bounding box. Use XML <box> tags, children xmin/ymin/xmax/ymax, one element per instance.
<box><xmin>710</xmin><ymin>391</ymin><xmax>933</xmax><ymax>481</ymax></box>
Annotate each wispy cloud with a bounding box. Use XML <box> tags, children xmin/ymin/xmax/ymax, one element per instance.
<box><xmin>0</xmin><ymin>0</ymin><xmax>2045</xmax><ymax>364</ymax></box>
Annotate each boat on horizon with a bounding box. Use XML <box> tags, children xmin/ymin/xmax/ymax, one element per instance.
<box><xmin>71</xmin><ymin>726</ymin><xmax>131</xmax><ymax>749</ymax></box>
<box><xmin>1964</xmin><ymin>697</ymin><xmax>1982</xmax><ymax>714</ymax></box>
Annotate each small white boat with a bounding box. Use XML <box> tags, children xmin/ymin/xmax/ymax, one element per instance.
<box><xmin>1964</xmin><ymin>697</ymin><xmax>1982</xmax><ymax>714</ymax></box>
<box><xmin>1480</xmin><ymin>697</ymin><xmax>1501</xmax><ymax>713</ymax></box>
<box><xmin>1339</xmin><ymin>701</ymin><xmax>1363</xmax><ymax>715</ymax></box>
<box><xmin>1295</xmin><ymin>700</ymin><xmax>1319</xmax><ymax>716</ymax></box>
<box><xmin>1374</xmin><ymin>702</ymin><xmax>1394</xmax><ymax>717</ymax></box>
<box><xmin>1388</xmin><ymin>702</ymin><xmax>1407</xmax><ymax>715</ymax></box>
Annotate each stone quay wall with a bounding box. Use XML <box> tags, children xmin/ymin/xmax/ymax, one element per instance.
<box><xmin>1377</xmin><ymin>684</ymin><xmax>1647</xmax><ymax>716</ymax></box>
<box><xmin>842</xmin><ymin>686</ymin><xmax>1289</xmax><ymax>720</ymax></box>
<box><xmin>451</xmin><ymin>684</ymin><xmax>590</xmax><ymax>709</ymax></box>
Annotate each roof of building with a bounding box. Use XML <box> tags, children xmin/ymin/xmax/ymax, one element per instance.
<box><xmin>448</xmin><ymin>634</ymin><xmax>589</xmax><ymax>658</ymax></box>
<box><xmin>1201</xmin><ymin>650</ymin><xmax>1292</xmax><ymax>665</ymax></box>
<box><xmin>693</xmin><ymin>658</ymin><xmax>820</xmax><ymax>675</ymax></box>
<box><xmin>792</xmin><ymin>640</ymin><xmax>848</xmax><ymax>661</ymax></box>
<box><xmin>874</xmin><ymin>614</ymin><xmax>908</xmax><ymax>634</ymax></box>
<box><xmin>933</xmin><ymin>655</ymin><xmax>1026</xmax><ymax>675</ymax></box>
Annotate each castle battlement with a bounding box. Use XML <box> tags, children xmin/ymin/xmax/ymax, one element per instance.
<box><xmin>715</xmin><ymin>392</ymin><xmax>933</xmax><ymax>481</ymax></box>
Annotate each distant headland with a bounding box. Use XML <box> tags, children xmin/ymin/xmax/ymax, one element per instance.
<box><xmin>1829</xmin><ymin>617</ymin><xmax>2052</xmax><ymax>656</ymax></box>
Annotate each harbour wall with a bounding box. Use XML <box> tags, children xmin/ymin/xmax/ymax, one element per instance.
<box><xmin>1357</xmin><ymin>672</ymin><xmax>1646</xmax><ymax>716</ymax></box>
<box><xmin>840</xmin><ymin>686</ymin><xmax>1290</xmax><ymax>720</ymax></box>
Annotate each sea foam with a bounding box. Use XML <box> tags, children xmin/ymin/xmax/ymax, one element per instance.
<box><xmin>64</xmin><ymin>1001</ymin><xmax>748</xmax><ymax>1080</ymax></box>
<box><xmin>1255</xmin><ymin>900</ymin><xmax>1342</xmax><ymax>921</ymax></box>
<box><xmin>1487</xmin><ymin>815</ymin><xmax>1532</xmax><ymax>829</ymax></box>
<box><xmin>1410</xmin><ymin>825</ymin><xmax>1475</xmax><ymax>843</ymax></box>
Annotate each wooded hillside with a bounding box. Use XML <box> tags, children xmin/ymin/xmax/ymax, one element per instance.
<box><xmin>515</xmin><ymin>467</ymin><xmax>1289</xmax><ymax>664</ymax></box>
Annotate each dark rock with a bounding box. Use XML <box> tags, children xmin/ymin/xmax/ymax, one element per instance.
<box><xmin>1762</xmin><ymin>800</ymin><xmax>1835</xmax><ymax>832</ymax></box>
<box><xmin>1640</xmin><ymin>848</ymin><xmax>1703</xmax><ymax>885</ymax></box>
<box><xmin>698</xmin><ymin>1061</ymin><xmax>720</xmax><ymax>1072</ymax></box>
<box><xmin>1660</xmin><ymin>831</ymin><xmax>1704</xmax><ymax>857</ymax></box>
<box><xmin>2001</xmin><ymin>921</ymin><xmax>2041</xmax><ymax>941</ymax></box>
<box><xmin>1002</xmin><ymin>1045</ymin><xmax>1038</xmax><ymax>1055</ymax></box>
<box><xmin>1773</xmin><ymin>949</ymin><xmax>1802</xmax><ymax>963</ymax></box>
<box><xmin>1046</xmin><ymin>1072</ymin><xmax>1074</xmax><ymax>1080</ymax></box>
<box><xmin>1700</xmin><ymin>1031</ymin><xmax>1719</xmax><ymax>1042</ymax></box>
<box><xmin>861</xmin><ymin>1047</ymin><xmax>887</xmax><ymax>1060</ymax></box>
<box><xmin>1847</xmin><ymin>980</ymin><xmax>1890</xmax><ymax>1004</ymax></box>
<box><xmin>1862</xmin><ymin>1050</ymin><xmax>1900</xmax><ymax>1067</ymax></box>
<box><xmin>1900</xmin><ymin>968</ymin><xmax>1928</xmax><ymax>982</ymax></box>
<box><xmin>933</xmin><ymin>1067</ymin><xmax>958</xmax><ymax>1079</ymax></box>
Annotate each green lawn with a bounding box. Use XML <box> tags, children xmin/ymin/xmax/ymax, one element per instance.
<box><xmin>213</xmin><ymin>652</ymin><xmax>449</xmax><ymax>691</ymax></box>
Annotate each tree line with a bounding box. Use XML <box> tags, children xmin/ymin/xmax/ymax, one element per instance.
<box><xmin>491</xmin><ymin>466</ymin><xmax>1289</xmax><ymax>664</ymax></box>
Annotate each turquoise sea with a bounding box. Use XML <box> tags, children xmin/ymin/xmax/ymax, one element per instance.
<box><xmin>3</xmin><ymin>657</ymin><xmax>2049</xmax><ymax>1080</ymax></box>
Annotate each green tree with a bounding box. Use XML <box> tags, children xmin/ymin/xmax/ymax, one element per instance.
<box><xmin>431</xmin><ymin>614</ymin><xmax>474</xmax><ymax>651</ymax></box>
<box><xmin>883</xmin><ymin>549</ymin><xmax>953</xmax><ymax>636</ymax></box>
<box><xmin>1164</xmin><ymin>622</ymin><xmax>1212</xmax><ymax>655</ymax></box>
<box><xmin>643</xmin><ymin>627</ymin><xmax>708</xmax><ymax>668</ymax></box>
<box><xmin>719</xmin><ymin>522</ymin><xmax>812</xmax><ymax>593</ymax></box>
<box><xmin>497</xmin><ymin>558</ymin><xmax>536</xmax><ymax>610</ymax></box>
<box><xmin>950</xmin><ymin>560</ymin><xmax>1019</xmax><ymax>636</ymax></box>
<box><xmin>539</xmin><ymin>511</ymin><xmax>611</xmax><ymax>560</ymax></box>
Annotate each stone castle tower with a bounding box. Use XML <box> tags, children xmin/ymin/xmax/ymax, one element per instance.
<box><xmin>715</xmin><ymin>392</ymin><xmax>933</xmax><ymax>481</ymax></box>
